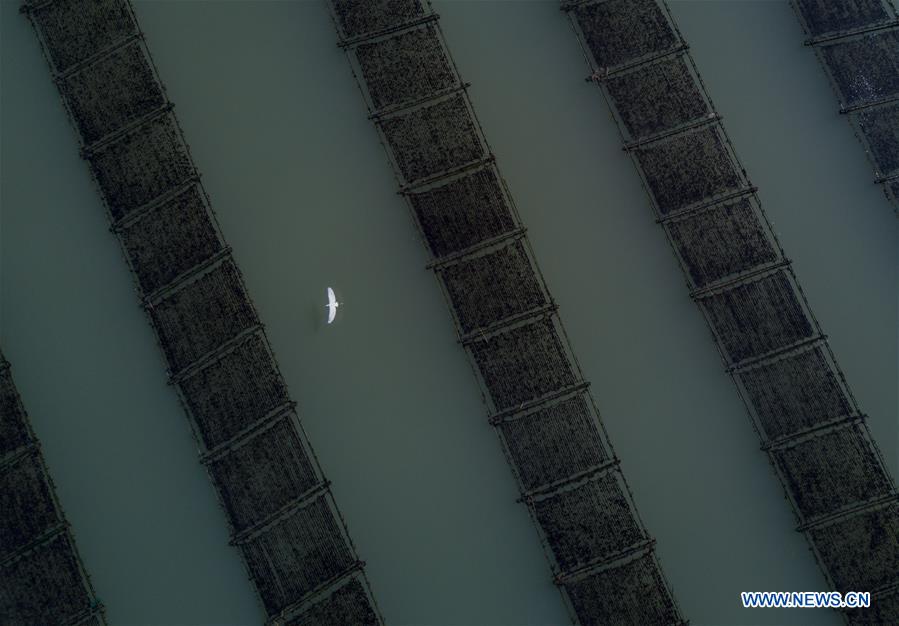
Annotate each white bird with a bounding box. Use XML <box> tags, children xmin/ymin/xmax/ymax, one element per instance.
<box><xmin>325</xmin><ymin>287</ymin><xmax>340</xmax><ymax>324</ymax></box>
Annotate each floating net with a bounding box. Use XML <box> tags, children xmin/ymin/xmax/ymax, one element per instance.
<box><xmin>773</xmin><ymin>425</ymin><xmax>891</xmax><ymax>519</ymax></box>
<box><xmin>25</xmin><ymin>0</ymin><xmax>380</xmax><ymax>618</ymax></box>
<box><xmin>533</xmin><ymin>472</ymin><xmax>644</xmax><ymax>572</ymax></box>
<box><xmin>27</xmin><ymin>0</ymin><xmax>136</xmax><ymax>74</ymax></box>
<box><xmin>737</xmin><ymin>345</ymin><xmax>852</xmax><ymax>440</ymax></box>
<box><xmin>356</xmin><ymin>25</ymin><xmax>454</xmax><ymax>111</ymax></box>
<box><xmin>794</xmin><ymin>0</ymin><xmax>893</xmax><ymax>39</ymax></box>
<box><xmin>407</xmin><ymin>165</ymin><xmax>515</xmax><ymax>258</ymax></box>
<box><xmin>855</xmin><ymin>101</ymin><xmax>899</xmax><ymax>179</ymax></box>
<box><xmin>0</xmin><ymin>454</ymin><xmax>60</xmax><ymax>557</ymax></box>
<box><xmin>700</xmin><ymin>270</ymin><xmax>813</xmax><ymax>365</ymax></box>
<box><xmin>499</xmin><ymin>394</ymin><xmax>607</xmax><ymax>493</ymax></box>
<box><xmin>569</xmin><ymin>0</ymin><xmax>899</xmax><ymax>606</ymax></box>
<box><xmin>118</xmin><ymin>185</ymin><xmax>223</xmax><ymax>295</ymax></box>
<box><xmin>469</xmin><ymin>318</ymin><xmax>576</xmax><ymax>410</ymax></box>
<box><xmin>379</xmin><ymin>94</ymin><xmax>484</xmax><ymax>184</ymax></box>
<box><xmin>179</xmin><ymin>332</ymin><xmax>289</xmax><ymax>450</ymax></box>
<box><xmin>793</xmin><ymin>0</ymin><xmax>899</xmax><ymax>217</ymax></box>
<box><xmin>0</xmin><ymin>533</ymin><xmax>97</xmax><ymax>624</ymax></box>
<box><xmin>819</xmin><ymin>30</ymin><xmax>899</xmax><ymax>108</ymax></box>
<box><xmin>887</xmin><ymin>177</ymin><xmax>899</xmax><ymax>206</ymax></box>
<box><xmin>286</xmin><ymin>576</ymin><xmax>380</xmax><ymax>626</ymax></box>
<box><xmin>665</xmin><ymin>198</ymin><xmax>778</xmax><ymax>288</ymax></box>
<box><xmin>79</xmin><ymin>614</ymin><xmax>106</xmax><ymax>626</ymax></box>
<box><xmin>820</xmin><ymin>30</ymin><xmax>899</xmax><ymax>110</ymax></box>
<box><xmin>439</xmin><ymin>240</ymin><xmax>546</xmax><ymax>334</ymax></box>
<box><xmin>88</xmin><ymin>113</ymin><xmax>194</xmax><ymax>221</ymax></box>
<box><xmin>563</xmin><ymin>550</ymin><xmax>682</xmax><ymax>626</ymax></box>
<box><xmin>335</xmin><ymin>1</ymin><xmax>683</xmax><ymax>621</ymax></box>
<box><xmin>0</xmin><ymin>358</ymin><xmax>105</xmax><ymax>624</ymax></box>
<box><xmin>149</xmin><ymin>260</ymin><xmax>257</xmax><ymax>373</ymax></box>
<box><xmin>846</xmin><ymin>586</ymin><xmax>899</xmax><ymax>625</ymax></box>
<box><xmin>241</xmin><ymin>496</ymin><xmax>354</xmax><ymax>615</ymax></box>
<box><xmin>634</xmin><ymin>125</ymin><xmax>743</xmax><ymax>216</ymax></box>
<box><xmin>0</xmin><ymin>368</ymin><xmax>31</xmax><ymax>456</ymax></box>
<box><xmin>58</xmin><ymin>41</ymin><xmax>164</xmax><ymax>145</ymax></box>
<box><xmin>606</xmin><ymin>55</ymin><xmax>708</xmax><ymax>142</ymax></box>
<box><xmin>331</xmin><ymin>0</ymin><xmax>425</xmax><ymax>40</ymax></box>
<box><xmin>209</xmin><ymin>417</ymin><xmax>319</xmax><ymax>534</ymax></box>
<box><xmin>809</xmin><ymin>502</ymin><xmax>899</xmax><ymax>591</ymax></box>
<box><xmin>571</xmin><ymin>0</ymin><xmax>677</xmax><ymax>71</ymax></box>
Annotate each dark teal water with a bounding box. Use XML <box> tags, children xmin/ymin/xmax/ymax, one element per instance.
<box><xmin>1</xmin><ymin>1</ymin><xmax>896</xmax><ymax>625</ymax></box>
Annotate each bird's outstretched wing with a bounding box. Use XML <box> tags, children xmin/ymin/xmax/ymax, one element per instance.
<box><xmin>326</xmin><ymin>287</ymin><xmax>337</xmax><ymax>324</ymax></box>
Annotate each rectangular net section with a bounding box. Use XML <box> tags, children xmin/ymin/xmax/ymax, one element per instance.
<box><xmin>469</xmin><ymin>317</ymin><xmax>576</xmax><ymax>410</ymax></box>
<box><xmin>847</xmin><ymin>589</ymin><xmax>899</xmax><ymax>625</ymax></box>
<box><xmin>58</xmin><ymin>41</ymin><xmax>164</xmax><ymax>145</ymax></box>
<box><xmin>0</xmin><ymin>368</ymin><xmax>30</xmax><ymax>458</ymax></box>
<box><xmin>820</xmin><ymin>30</ymin><xmax>899</xmax><ymax>109</ymax></box>
<box><xmin>77</xmin><ymin>614</ymin><xmax>105</xmax><ymax>626</ymax></box>
<box><xmin>634</xmin><ymin>124</ymin><xmax>743</xmax><ymax>216</ymax></box>
<box><xmin>119</xmin><ymin>185</ymin><xmax>223</xmax><ymax>295</ymax></box>
<box><xmin>571</xmin><ymin>0</ymin><xmax>678</xmax><ymax>71</ymax></box>
<box><xmin>563</xmin><ymin>551</ymin><xmax>681</xmax><ymax>626</ymax></box>
<box><xmin>331</xmin><ymin>0</ymin><xmax>425</xmax><ymax>41</ymax></box>
<box><xmin>209</xmin><ymin>417</ymin><xmax>319</xmax><ymax>534</ymax></box>
<box><xmin>566</xmin><ymin>0</ymin><xmax>899</xmax><ymax>613</ymax></box>
<box><xmin>355</xmin><ymin>25</ymin><xmax>455</xmax><ymax>111</ymax></box>
<box><xmin>810</xmin><ymin>502</ymin><xmax>899</xmax><ymax>591</ymax></box>
<box><xmin>439</xmin><ymin>240</ymin><xmax>546</xmax><ymax>334</ymax></box>
<box><xmin>241</xmin><ymin>496</ymin><xmax>354</xmax><ymax>616</ymax></box>
<box><xmin>499</xmin><ymin>394</ymin><xmax>607</xmax><ymax>493</ymax></box>
<box><xmin>773</xmin><ymin>425</ymin><xmax>892</xmax><ymax>520</ymax></box>
<box><xmin>665</xmin><ymin>198</ymin><xmax>778</xmax><ymax>288</ymax></box>
<box><xmin>737</xmin><ymin>345</ymin><xmax>853</xmax><ymax>440</ymax></box>
<box><xmin>855</xmin><ymin>101</ymin><xmax>899</xmax><ymax>179</ymax></box>
<box><xmin>606</xmin><ymin>55</ymin><xmax>709</xmax><ymax>141</ymax></box>
<box><xmin>534</xmin><ymin>472</ymin><xmax>644</xmax><ymax>573</ymax></box>
<box><xmin>794</xmin><ymin>0</ymin><xmax>893</xmax><ymax>38</ymax></box>
<box><xmin>0</xmin><ymin>533</ymin><xmax>94</xmax><ymax>625</ymax></box>
<box><xmin>285</xmin><ymin>576</ymin><xmax>379</xmax><ymax>626</ymax></box>
<box><xmin>379</xmin><ymin>94</ymin><xmax>484</xmax><ymax>184</ymax></box>
<box><xmin>700</xmin><ymin>270</ymin><xmax>813</xmax><ymax>364</ymax></box>
<box><xmin>26</xmin><ymin>0</ymin><xmax>136</xmax><ymax>74</ymax></box>
<box><xmin>0</xmin><ymin>453</ymin><xmax>60</xmax><ymax>559</ymax></box>
<box><xmin>88</xmin><ymin>112</ymin><xmax>194</xmax><ymax>221</ymax></box>
<box><xmin>407</xmin><ymin>166</ymin><xmax>516</xmax><ymax>258</ymax></box>
<box><xmin>179</xmin><ymin>332</ymin><xmax>289</xmax><ymax>451</ymax></box>
<box><xmin>887</xmin><ymin>177</ymin><xmax>899</xmax><ymax>206</ymax></box>
<box><xmin>25</xmin><ymin>3</ymin><xmax>379</xmax><ymax>622</ymax></box>
<box><xmin>150</xmin><ymin>260</ymin><xmax>258</xmax><ymax>373</ymax></box>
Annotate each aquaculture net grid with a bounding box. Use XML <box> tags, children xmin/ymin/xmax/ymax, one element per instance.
<box><xmin>0</xmin><ymin>354</ymin><xmax>107</xmax><ymax>625</ymax></box>
<box><xmin>22</xmin><ymin>0</ymin><xmax>383</xmax><ymax>622</ymax></box>
<box><xmin>565</xmin><ymin>0</ymin><xmax>899</xmax><ymax>617</ymax></box>
<box><xmin>791</xmin><ymin>0</ymin><xmax>899</xmax><ymax>215</ymax></box>
<box><xmin>330</xmin><ymin>1</ymin><xmax>686</xmax><ymax>624</ymax></box>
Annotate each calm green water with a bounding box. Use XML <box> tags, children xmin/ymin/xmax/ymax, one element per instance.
<box><xmin>1</xmin><ymin>1</ymin><xmax>896</xmax><ymax>625</ymax></box>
